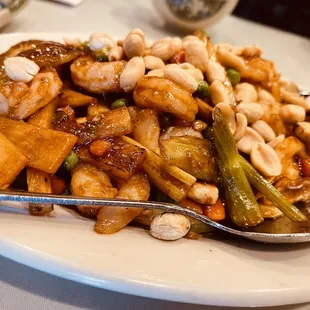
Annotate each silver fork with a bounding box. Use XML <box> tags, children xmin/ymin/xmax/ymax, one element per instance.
<box><xmin>0</xmin><ymin>190</ymin><xmax>310</xmax><ymax>244</ymax></box>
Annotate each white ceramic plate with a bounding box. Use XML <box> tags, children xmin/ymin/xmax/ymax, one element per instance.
<box><xmin>1</xmin><ymin>33</ymin><xmax>310</xmax><ymax>308</ymax></box>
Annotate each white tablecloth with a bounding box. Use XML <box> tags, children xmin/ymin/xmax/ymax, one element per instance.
<box><xmin>1</xmin><ymin>1</ymin><xmax>310</xmax><ymax>309</ymax></box>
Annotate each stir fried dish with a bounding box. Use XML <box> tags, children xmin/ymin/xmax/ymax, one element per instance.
<box><xmin>0</xmin><ymin>29</ymin><xmax>309</xmax><ymax>241</ymax></box>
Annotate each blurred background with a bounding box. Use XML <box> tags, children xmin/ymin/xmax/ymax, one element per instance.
<box><xmin>233</xmin><ymin>0</ymin><xmax>309</xmax><ymax>37</ymax></box>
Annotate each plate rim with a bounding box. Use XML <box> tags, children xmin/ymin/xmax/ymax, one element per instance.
<box><xmin>0</xmin><ymin>32</ymin><xmax>310</xmax><ymax>308</ymax></box>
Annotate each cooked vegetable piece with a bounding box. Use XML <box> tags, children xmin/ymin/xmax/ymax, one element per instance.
<box><xmin>54</xmin><ymin>107</ymin><xmax>132</xmax><ymax>145</ymax></box>
<box><xmin>63</xmin><ymin>151</ymin><xmax>79</xmax><ymax>171</ymax></box>
<box><xmin>95</xmin><ymin>173</ymin><xmax>150</xmax><ymax>234</ymax></box>
<box><xmin>71</xmin><ymin>164</ymin><xmax>118</xmax><ymax>217</ymax></box>
<box><xmin>239</xmin><ymin>156</ymin><xmax>306</xmax><ymax>222</ymax></box>
<box><xmin>226</xmin><ymin>68</ymin><xmax>240</xmax><ymax>86</ymax></box>
<box><xmin>78</xmin><ymin>137</ymin><xmax>146</xmax><ymax>179</ymax></box>
<box><xmin>195</xmin><ymin>80</ymin><xmax>209</xmax><ymax>98</ymax></box>
<box><xmin>0</xmin><ymin>117</ymin><xmax>77</xmax><ymax>173</ymax></box>
<box><xmin>95</xmin><ymin>107</ymin><xmax>133</xmax><ymax>139</ymax></box>
<box><xmin>301</xmin><ymin>158</ymin><xmax>310</xmax><ymax>177</ymax></box>
<box><xmin>258</xmin><ymin>204</ymin><xmax>283</xmax><ymax>219</ymax></box>
<box><xmin>0</xmin><ymin>132</ymin><xmax>28</xmax><ymax>188</ymax></box>
<box><xmin>213</xmin><ymin>107</ymin><xmax>263</xmax><ymax>227</ymax></box>
<box><xmin>60</xmin><ymin>89</ymin><xmax>97</xmax><ymax>107</ymax></box>
<box><xmin>111</xmin><ymin>98</ymin><xmax>128</xmax><ymax>110</ymax></box>
<box><xmin>203</xmin><ymin>199</ymin><xmax>225</xmax><ymax>221</ymax></box>
<box><xmin>180</xmin><ymin>198</ymin><xmax>203</xmax><ymax>214</ymax></box>
<box><xmin>27</xmin><ymin>99</ymin><xmax>58</xmax><ymax>215</ymax></box>
<box><xmin>18</xmin><ymin>42</ymin><xmax>82</xmax><ymax>68</ymax></box>
<box><xmin>133</xmin><ymin>76</ymin><xmax>198</xmax><ymax>121</ymax></box>
<box><xmin>160</xmin><ymin>136</ymin><xmax>217</xmax><ymax>182</ymax></box>
<box><xmin>27</xmin><ymin>167</ymin><xmax>53</xmax><ymax>216</ymax></box>
<box><xmin>92</xmin><ymin>47</ymin><xmax>109</xmax><ymax>62</ymax></box>
<box><xmin>123</xmin><ymin>136</ymin><xmax>196</xmax><ymax>201</ymax></box>
<box><xmin>87</xmin><ymin>102</ymin><xmax>110</xmax><ymax>117</ymax></box>
<box><xmin>195</xmin><ymin>97</ymin><xmax>213</xmax><ymax>121</ymax></box>
<box><xmin>28</xmin><ymin>98</ymin><xmax>58</xmax><ymax>127</ymax></box>
<box><xmin>133</xmin><ymin>109</ymin><xmax>161</xmax><ymax>154</ymax></box>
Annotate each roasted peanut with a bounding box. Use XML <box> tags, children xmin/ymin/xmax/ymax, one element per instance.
<box><xmin>120</xmin><ymin>56</ymin><xmax>145</xmax><ymax>92</ymax></box>
<box><xmin>205</xmin><ymin>61</ymin><xmax>226</xmax><ymax>83</ymax></box>
<box><xmin>151</xmin><ymin>37</ymin><xmax>182</xmax><ymax>61</ymax></box>
<box><xmin>123</xmin><ymin>29</ymin><xmax>145</xmax><ymax>59</ymax></box>
<box><xmin>210</xmin><ymin>80</ymin><xmax>230</xmax><ymax>105</ymax></box>
<box><xmin>250</xmin><ymin>143</ymin><xmax>282</xmax><ymax>177</ymax></box>
<box><xmin>143</xmin><ymin>56</ymin><xmax>165</xmax><ymax>70</ymax></box>
<box><xmin>164</xmin><ymin>67</ymin><xmax>198</xmax><ymax>93</ymax></box>
<box><xmin>233</xmin><ymin>112</ymin><xmax>248</xmax><ymax>141</ymax></box>
<box><xmin>251</xmin><ymin>120</ymin><xmax>276</xmax><ymax>142</ymax></box>
<box><xmin>216</xmin><ymin>48</ymin><xmax>245</xmax><ymax>72</ymax></box>
<box><xmin>295</xmin><ymin>122</ymin><xmax>310</xmax><ymax>144</ymax></box>
<box><xmin>236</xmin><ymin>103</ymin><xmax>264</xmax><ymax>124</ymax></box>
<box><xmin>281</xmin><ymin>89</ymin><xmax>310</xmax><ymax>111</ymax></box>
<box><xmin>215</xmin><ymin>102</ymin><xmax>236</xmax><ymax>134</ymax></box>
<box><xmin>234</xmin><ymin>83</ymin><xmax>258</xmax><ymax>103</ymax></box>
<box><xmin>280</xmin><ymin>104</ymin><xmax>305</xmax><ymax>124</ymax></box>
<box><xmin>108</xmin><ymin>46</ymin><xmax>124</xmax><ymax>61</ymax></box>
<box><xmin>236</xmin><ymin>127</ymin><xmax>264</xmax><ymax>154</ymax></box>
<box><xmin>146</xmin><ymin>69</ymin><xmax>164</xmax><ymax>77</ymax></box>
<box><xmin>184</xmin><ymin>41</ymin><xmax>209</xmax><ymax>72</ymax></box>
<box><xmin>267</xmin><ymin>134</ymin><xmax>285</xmax><ymax>149</ymax></box>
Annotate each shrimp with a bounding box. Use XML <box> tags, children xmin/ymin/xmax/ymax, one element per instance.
<box><xmin>71</xmin><ymin>164</ymin><xmax>118</xmax><ymax>217</ymax></box>
<box><xmin>70</xmin><ymin>56</ymin><xmax>126</xmax><ymax>93</ymax></box>
<box><xmin>0</xmin><ymin>69</ymin><xmax>62</xmax><ymax>120</ymax></box>
<box><xmin>95</xmin><ymin>173</ymin><xmax>150</xmax><ymax>234</ymax></box>
<box><xmin>133</xmin><ymin>76</ymin><xmax>198</xmax><ymax>121</ymax></box>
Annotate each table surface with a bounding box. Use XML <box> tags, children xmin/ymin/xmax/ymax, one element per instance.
<box><xmin>1</xmin><ymin>0</ymin><xmax>310</xmax><ymax>309</ymax></box>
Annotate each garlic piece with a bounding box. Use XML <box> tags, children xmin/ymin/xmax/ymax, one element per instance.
<box><xmin>251</xmin><ymin>120</ymin><xmax>276</xmax><ymax>142</ymax></box>
<box><xmin>120</xmin><ymin>56</ymin><xmax>145</xmax><ymax>92</ymax></box>
<box><xmin>188</xmin><ymin>182</ymin><xmax>219</xmax><ymax>205</ymax></box>
<box><xmin>236</xmin><ymin>127</ymin><xmax>264</xmax><ymax>154</ymax></box>
<box><xmin>250</xmin><ymin>143</ymin><xmax>282</xmax><ymax>177</ymax></box>
<box><xmin>4</xmin><ymin>57</ymin><xmax>40</xmax><ymax>83</ymax></box>
<box><xmin>150</xmin><ymin>213</ymin><xmax>190</xmax><ymax>241</ymax></box>
<box><xmin>236</xmin><ymin>102</ymin><xmax>264</xmax><ymax>124</ymax></box>
<box><xmin>215</xmin><ymin>102</ymin><xmax>236</xmax><ymax>134</ymax></box>
<box><xmin>233</xmin><ymin>112</ymin><xmax>248</xmax><ymax>142</ymax></box>
<box><xmin>280</xmin><ymin>104</ymin><xmax>305</xmax><ymax>124</ymax></box>
<box><xmin>89</xmin><ymin>33</ymin><xmax>115</xmax><ymax>51</ymax></box>
<box><xmin>144</xmin><ymin>56</ymin><xmax>165</xmax><ymax>70</ymax></box>
<box><xmin>123</xmin><ymin>28</ymin><xmax>145</xmax><ymax>59</ymax></box>
<box><xmin>267</xmin><ymin>134</ymin><xmax>285</xmax><ymax>149</ymax></box>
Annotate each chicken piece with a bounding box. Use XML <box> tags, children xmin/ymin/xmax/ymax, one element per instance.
<box><xmin>275</xmin><ymin>136</ymin><xmax>306</xmax><ymax>180</ymax></box>
<box><xmin>95</xmin><ymin>173</ymin><xmax>150</xmax><ymax>234</ymax></box>
<box><xmin>133</xmin><ymin>76</ymin><xmax>198</xmax><ymax>122</ymax></box>
<box><xmin>71</xmin><ymin>164</ymin><xmax>118</xmax><ymax>217</ymax></box>
<box><xmin>275</xmin><ymin>177</ymin><xmax>310</xmax><ymax>203</ymax></box>
<box><xmin>70</xmin><ymin>56</ymin><xmax>126</xmax><ymax>93</ymax></box>
<box><xmin>0</xmin><ymin>69</ymin><xmax>62</xmax><ymax>119</ymax></box>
